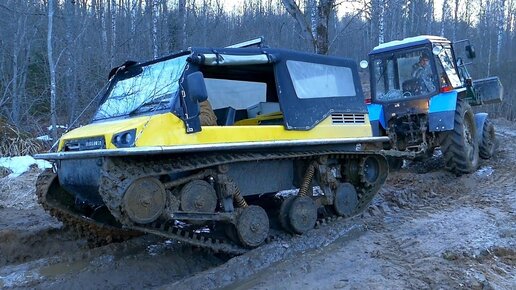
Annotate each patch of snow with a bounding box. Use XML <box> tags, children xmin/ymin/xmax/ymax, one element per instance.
<box><xmin>36</xmin><ymin>135</ymin><xmax>52</xmax><ymax>141</ymax></box>
<box><xmin>475</xmin><ymin>166</ymin><xmax>494</xmax><ymax>178</ymax></box>
<box><xmin>0</xmin><ymin>156</ymin><xmax>52</xmax><ymax>178</ymax></box>
<box><xmin>46</xmin><ymin>124</ymin><xmax>67</xmax><ymax>131</ymax></box>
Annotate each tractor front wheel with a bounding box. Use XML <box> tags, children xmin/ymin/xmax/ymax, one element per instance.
<box><xmin>440</xmin><ymin>100</ymin><xmax>479</xmax><ymax>174</ymax></box>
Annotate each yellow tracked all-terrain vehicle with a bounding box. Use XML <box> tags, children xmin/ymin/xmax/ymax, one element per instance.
<box><xmin>35</xmin><ymin>40</ymin><xmax>390</xmax><ymax>254</ymax></box>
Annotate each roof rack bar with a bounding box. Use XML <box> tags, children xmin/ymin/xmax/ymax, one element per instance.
<box><xmin>225</xmin><ymin>37</ymin><xmax>264</xmax><ymax>48</ymax></box>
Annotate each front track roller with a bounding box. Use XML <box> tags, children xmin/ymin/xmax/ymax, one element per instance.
<box><xmin>36</xmin><ymin>169</ymin><xmax>140</xmax><ymax>246</ymax></box>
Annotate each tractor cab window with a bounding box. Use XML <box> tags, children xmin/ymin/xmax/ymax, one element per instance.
<box><xmin>434</xmin><ymin>45</ymin><xmax>462</xmax><ymax>88</ymax></box>
<box><xmin>372</xmin><ymin>48</ymin><xmax>438</xmax><ymax>102</ymax></box>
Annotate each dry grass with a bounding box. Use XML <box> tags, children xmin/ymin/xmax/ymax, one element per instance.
<box><xmin>0</xmin><ymin>119</ymin><xmax>47</xmax><ymax>157</ymax></box>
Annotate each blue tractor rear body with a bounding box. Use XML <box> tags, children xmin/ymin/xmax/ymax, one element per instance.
<box><xmin>366</xmin><ymin>35</ymin><xmax>503</xmax><ymax>173</ymax></box>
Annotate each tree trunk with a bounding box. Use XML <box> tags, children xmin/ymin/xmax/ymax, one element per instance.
<box><xmin>110</xmin><ymin>0</ymin><xmax>117</xmax><ymax>67</ymax></box>
<box><xmin>152</xmin><ymin>0</ymin><xmax>159</xmax><ymax>58</ymax></box>
<box><xmin>176</xmin><ymin>0</ymin><xmax>187</xmax><ymax>49</ymax></box>
<box><xmin>441</xmin><ymin>0</ymin><xmax>448</xmax><ymax>36</ymax></box>
<box><xmin>496</xmin><ymin>0</ymin><xmax>506</xmax><ymax>63</ymax></box>
<box><xmin>378</xmin><ymin>0</ymin><xmax>385</xmax><ymax>44</ymax></box>
<box><xmin>48</xmin><ymin>0</ymin><xmax>58</xmax><ymax>141</ymax></box>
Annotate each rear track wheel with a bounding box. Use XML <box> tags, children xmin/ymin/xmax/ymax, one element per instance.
<box><xmin>288</xmin><ymin>196</ymin><xmax>317</xmax><ymax>234</ymax></box>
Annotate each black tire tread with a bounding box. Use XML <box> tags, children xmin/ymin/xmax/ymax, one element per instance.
<box><xmin>440</xmin><ymin>100</ymin><xmax>479</xmax><ymax>174</ymax></box>
<box><xmin>479</xmin><ymin>119</ymin><xmax>496</xmax><ymax>159</ymax></box>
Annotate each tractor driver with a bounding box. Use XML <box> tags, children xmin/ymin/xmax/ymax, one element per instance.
<box><xmin>412</xmin><ymin>53</ymin><xmax>436</xmax><ymax>93</ymax></box>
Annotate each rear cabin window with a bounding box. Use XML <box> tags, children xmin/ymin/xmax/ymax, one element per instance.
<box><xmin>204</xmin><ymin>78</ymin><xmax>267</xmax><ymax>109</ymax></box>
<box><xmin>286</xmin><ymin>61</ymin><xmax>356</xmax><ymax>99</ymax></box>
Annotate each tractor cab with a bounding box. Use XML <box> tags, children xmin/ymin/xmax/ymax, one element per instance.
<box><xmin>368</xmin><ymin>36</ymin><xmax>463</xmax><ymax>104</ymax></box>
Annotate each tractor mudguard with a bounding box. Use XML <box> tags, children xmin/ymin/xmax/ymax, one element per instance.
<box><xmin>474</xmin><ymin>112</ymin><xmax>489</xmax><ymax>142</ymax></box>
<box><xmin>367</xmin><ymin>104</ymin><xmax>385</xmax><ymax>129</ymax></box>
<box><xmin>428</xmin><ymin>91</ymin><xmax>457</xmax><ymax>132</ymax></box>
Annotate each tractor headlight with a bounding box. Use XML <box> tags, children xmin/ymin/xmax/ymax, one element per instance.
<box><xmin>112</xmin><ymin>129</ymin><xmax>136</xmax><ymax>148</ymax></box>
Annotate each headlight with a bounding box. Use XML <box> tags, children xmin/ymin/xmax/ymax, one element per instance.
<box><xmin>112</xmin><ymin>129</ymin><xmax>136</xmax><ymax>148</ymax></box>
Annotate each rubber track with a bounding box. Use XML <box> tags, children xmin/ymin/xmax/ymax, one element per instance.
<box><xmin>36</xmin><ymin>170</ymin><xmax>141</xmax><ymax>247</ymax></box>
<box><xmin>37</xmin><ymin>150</ymin><xmax>386</xmax><ymax>255</ymax></box>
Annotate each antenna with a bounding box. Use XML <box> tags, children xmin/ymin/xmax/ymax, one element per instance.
<box><xmin>225</xmin><ymin>37</ymin><xmax>264</xmax><ymax>48</ymax></box>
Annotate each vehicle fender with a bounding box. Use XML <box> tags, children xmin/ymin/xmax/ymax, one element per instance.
<box><xmin>474</xmin><ymin>112</ymin><xmax>489</xmax><ymax>143</ymax></box>
<box><xmin>367</xmin><ymin>104</ymin><xmax>386</xmax><ymax>130</ymax></box>
<box><xmin>428</xmin><ymin>91</ymin><xmax>457</xmax><ymax>132</ymax></box>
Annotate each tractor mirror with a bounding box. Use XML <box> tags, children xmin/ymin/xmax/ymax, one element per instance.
<box><xmin>359</xmin><ymin>60</ymin><xmax>369</xmax><ymax>69</ymax></box>
<box><xmin>186</xmin><ymin>72</ymin><xmax>208</xmax><ymax>103</ymax></box>
<box><xmin>465</xmin><ymin>45</ymin><xmax>476</xmax><ymax>59</ymax></box>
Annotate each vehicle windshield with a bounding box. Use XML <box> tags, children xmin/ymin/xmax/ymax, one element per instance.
<box><xmin>372</xmin><ymin>48</ymin><xmax>438</xmax><ymax>102</ymax></box>
<box><xmin>93</xmin><ymin>55</ymin><xmax>189</xmax><ymax>121</ymax></box>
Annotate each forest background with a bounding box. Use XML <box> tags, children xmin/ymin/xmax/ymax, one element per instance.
<box><xmin>0</xmin><ymin>0</ymin><xmax>514</xmax><ymax>140</ymax></box>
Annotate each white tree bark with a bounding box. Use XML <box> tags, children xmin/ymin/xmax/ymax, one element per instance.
<box><xmin>176</xmin><ymin>0</ymin><xmax>187</xmax><ymax>49</ymax></box>
<box><xmin>453</xmin><ymin>0</ymin><xmax>460</xmax><ymax>40</ymax></box>
<box><xmin>101</xmin><ymin>0</ymin><xmax>108</xmax><ymax>62</ymax></box>
<box><xmin>110</xmin><ymin>0</ymin><xmax>117</xmax><ymax>67</ymax></box>
<box><xmin>47</xmin><ymin>0</ymin><xmax>58</xmax><ymax>141</ymax></box>
<box><xmin>130</xmin><ymin>0</ymin><xmax>138</xmax><ymax>55</ymax></box>
<box><xmin>281</xmin><ymin>0</ymin><xmax>314</xmax><ymax>48</ymax></box>
<box><xmin>496</xmin><ymin>0</ymin><xmax>506</xmax><ymax>62</ymax></box>
<box><xmin>152</xmin><ymin>0</ymin><xmax>159</xmax><ymax>59</ymax></box>
<box><xmin>441</xmin><ymin>0</ymin><xmax>449</xmax><ymax>36</ymax></box>
<box><xmin>308</xmin><ymin>0</ymin><xmax>317</xmax><ymax>39</ymax></box>
<box><xmin>378</xmin><ymin>0</ymin><xmax>385</xmax><ymax>44</ymax></box>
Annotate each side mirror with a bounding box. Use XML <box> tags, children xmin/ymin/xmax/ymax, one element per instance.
<box><xmin>186</xmin><ymin>71</ymin><xmax>208</xmax><ymax>103</ymax></box>
<box><xmin>183</xmin><ymin>71</ymin><xmax>208</xmax><ymax>134</ymax></box>
<box><xmin>465</xmin><ymin>45</ymin><xmax>476</xmax><ymax>59</ymax></box>
<box><xmin>108</xmin><ymin>60</ymin><xmax>138</xmax><ymax>80</ymax></box>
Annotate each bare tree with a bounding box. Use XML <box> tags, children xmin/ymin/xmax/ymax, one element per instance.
<box><xmin>282</xmin><ymin>0</ymin><xmax>337</xmax><ymax>54</ymax></box>
<box><xmin>48</xmin><ymin>0</ymin><xmax>58</xmax><ymax>141</ymax></box>
<box><xmin>496</xmin><ymin>0</ymin><xmax>506</xmax><ymax>62</ymax></box>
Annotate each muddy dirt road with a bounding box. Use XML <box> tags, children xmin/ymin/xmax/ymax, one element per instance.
<box><xmin>0</xmin><ymin>120</ymin><xmax>514</xmax><ymax>289</ymax></box>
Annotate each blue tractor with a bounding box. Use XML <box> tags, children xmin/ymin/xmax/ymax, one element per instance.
<box><xmin>365</xmin><ymin>35</ymin><xmax>503</xmax><ymax>174</ymax></box>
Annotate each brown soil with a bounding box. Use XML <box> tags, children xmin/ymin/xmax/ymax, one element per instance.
<box><xmin>0</xmin><ymin>120</ymin><xmax>514</xmax><ymax>289</ymax></box>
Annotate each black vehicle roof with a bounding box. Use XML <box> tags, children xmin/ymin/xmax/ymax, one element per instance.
<box><xmin>137</xmin><ymin>46</ymin><xmax>358</xmax><ymax>68</ymax></box>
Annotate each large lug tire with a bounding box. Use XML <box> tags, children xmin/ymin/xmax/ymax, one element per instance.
<box><xmin>440</xmin><ymin>100</ymin><xmax>479</xmax><ymax>174</ymax></box>
<box><xmin>479</xmin><ymin>119</ymin><xmax>496</xmax><ymax>159</ymax></box>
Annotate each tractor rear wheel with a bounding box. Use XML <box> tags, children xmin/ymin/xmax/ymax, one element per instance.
<box><xmin>440</xmin><ymin>100</ymin><xmax>479</xmax><ymax>174</ymax></box>
<box><xmin>479</xmin><ymin>118</ymin><xmax>496</xmax><ymax>159</ymax></box>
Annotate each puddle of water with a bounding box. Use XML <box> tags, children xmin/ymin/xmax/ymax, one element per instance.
<box><xmin>39</xmin><ymin>259</ymin><xmax>90</xmax><ymax>278</ymax></box>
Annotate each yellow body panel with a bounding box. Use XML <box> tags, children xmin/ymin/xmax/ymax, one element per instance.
<box><xmin>58</xmin><ymin>112</ymin><xmax>373</xmax><ymax>151</ymax></box>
